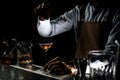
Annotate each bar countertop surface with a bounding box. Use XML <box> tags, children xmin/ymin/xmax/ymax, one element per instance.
<box><xmin>0</xmin><ymin>63</ymin><xmax>75</xmax><ymax>80</ymax></box>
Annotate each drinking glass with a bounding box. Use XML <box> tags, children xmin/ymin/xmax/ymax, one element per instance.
<box><xmin>87</xmin><ymin>50</ymin><xmax>118</xmax><ymax>80</ymax></box>
<box><xmin>38</xmin><ymin>42</ymin><xmax>53</xmax><ymax>64</ymax></box>
<box><xmin>0</xmin><ymin>39</ymin><xmax>11</xmax><ymax>65</ymax></box>
<box><xmin>74</xmin><ymin>58</ymin><xmax>87</xmax><ymax>80</ymax></box>
<box><xmin>17</xmin><ymin>42</ymin><xmax>33</xmax><ymax>69</ymax></box>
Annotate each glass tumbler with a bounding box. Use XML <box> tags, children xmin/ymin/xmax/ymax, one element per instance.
<box><xmin>88</xmin><ymin>50</ymin><xmax>118</xmax><ymax>80</ymax></box>
<box><xmin>17</xmin><ymin>42</ymin><xmax>33</xmax><ymax>69</ymax></box>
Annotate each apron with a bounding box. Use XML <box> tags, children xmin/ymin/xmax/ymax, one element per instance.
<box><xmin>75</xmin><ymin>22</ymin><xmax>111</xmax><ymax>59</ymax></box>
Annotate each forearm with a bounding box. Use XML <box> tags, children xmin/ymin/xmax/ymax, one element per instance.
<box><xmin>37</xmin><ymin>13</ymin><xmax>74</xmax><ymax>37</ymax></box>
<box><xmin>37</xmin><ymin>5</ymin><xmax>80</xmax><ymax>37</ymax></box>
<box><xmin>37</xmin><ymin>17</ymin><xmax>73</xmax><ymax>37</ymax></box>
<box><xmin>104</xmin><ymin>10</ymin><xmax>120</xmax><ymax>53</ymax></box>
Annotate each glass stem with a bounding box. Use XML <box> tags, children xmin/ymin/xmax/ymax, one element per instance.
<box><xmin>44</xmin><ymin>51</ymin><xmax>47</xmax><ymax>64</ymax></box>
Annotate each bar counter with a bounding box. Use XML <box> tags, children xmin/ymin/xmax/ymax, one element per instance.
<box><xmin>0</xmin><ymin>61</ymin><xmax>117</xmax><ymax>80</ymax></box>
<box><xmin>0</xmin><ymin>63</ymin><xmax>75</xmax><ymax>80</ymax></box>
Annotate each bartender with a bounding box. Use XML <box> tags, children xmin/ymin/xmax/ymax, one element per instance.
<box><xmin>35</xmin><ymin>0</ymin><xmax>120</xmax><ymax>79</ymax></box>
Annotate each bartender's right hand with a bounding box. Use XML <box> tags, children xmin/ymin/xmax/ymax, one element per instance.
<box><xmin>44</xmin><ymin>56</ymin><xmax>78</xmax><ymax>75</ymax></box>
<box><xmin>35</xmin><ymin>1</ymin><xmax>52</xmax><ymax>20</ymax></box>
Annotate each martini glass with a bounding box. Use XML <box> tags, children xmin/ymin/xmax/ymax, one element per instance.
<box><xmin>38</xmin><ymin>42</ymin><xmax>53</xmax><ymax>64</ymax></box>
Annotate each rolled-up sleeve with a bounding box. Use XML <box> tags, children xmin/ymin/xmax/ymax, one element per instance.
<box><xmin>37</xmin><ymin>19</ymin><xmax>52</xmax><ymax>37</ymax></box>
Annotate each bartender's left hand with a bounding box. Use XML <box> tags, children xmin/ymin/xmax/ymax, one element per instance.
<box><xmin>35</xmin><ymin>1</ymin><xmax>52</xmax><ymax>20</ymax></box>
<box><xmin>44</xmin><ymin>56</ymin><xmax>78</xmax><ymax>75</ymax></box>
